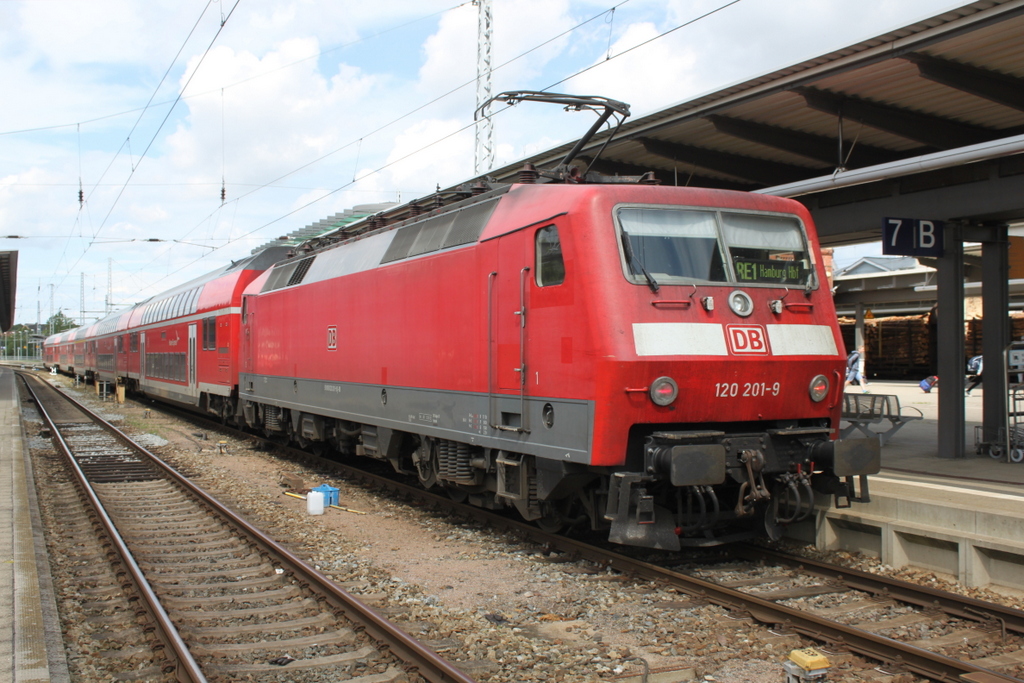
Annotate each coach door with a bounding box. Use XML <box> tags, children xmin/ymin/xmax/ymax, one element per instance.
<box><xmin>188</xmin><ymin>323</ymin><xmax>197</xmax><ymax>393</ymax></box>
<box><xmin>489</xmin><ymin>229</ymin><xmax>529</xmax><ymax>432</ymax></box>
<box><xmin>241</xmin><ymin>296</ymin><xmax>254</xmax><ymax>376</ymax></box>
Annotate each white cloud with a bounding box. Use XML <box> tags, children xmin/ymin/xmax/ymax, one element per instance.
<box><xmin>0</xmin><ymin>0</ymin><xmax>969</xmax><ymax>322</ymax></box>
<box><xmin>565</xmin><ymin>21</ymin><xmax>699</xmax><ymax>115</ymax></box>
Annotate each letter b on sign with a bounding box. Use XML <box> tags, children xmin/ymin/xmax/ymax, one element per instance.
<box><xmin>726</xmin><ymin>325</ymin><xmax>769</xmax><ymax>355</ymax></box>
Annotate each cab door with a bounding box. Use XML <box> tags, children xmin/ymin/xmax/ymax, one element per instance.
<box><xmin>489</xmin><ymin>229</ymin><xmax>530</xmax><ymax>431</ymax></box>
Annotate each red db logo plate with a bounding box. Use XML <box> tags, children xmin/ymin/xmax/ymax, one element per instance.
<box><xmin>726</xmin><ymin>324</ymin><xmax>769</xmax><ymax>355</ymax></box>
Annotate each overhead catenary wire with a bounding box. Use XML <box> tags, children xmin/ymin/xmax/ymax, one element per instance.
<box><xmin>78</xmin><ymin>0</ymin><xmax>219</xmax><ymax>209</ymax></box>
<box><xmin>52</xmin><ymin>0</ymin><xmax>244</xmax><ymax>293</ymax></box>
<box><xmin>45</xmin><ymin>0</ymin><xmax>223</xmax><ymax>297</ymax></box>
<box><xmin>545</xmin><ymin>0</ymin><xmax>744</xmax><ymax>91</ymax></box>
<box><xmin>149</xmin><ymin>0</ymin><xmax>636</xmax><ymax>265</ymax></box>
<box><xmin>92</xmin><ymin>0</ymin><xmax>243</xmax><ymax>238</ymax></box>
<box><xmin>144</xmin><ymin>0</ymin><xmax>745</xmax><ymax>290</ymax></box>
<box><xmin>46</xmin><ymin>0</ymin><xmax>740</xmax><ymax>315</ymax></box>
<box><xmin>0</xmin><ymin>2</ymin><xmax>474</xmax><ymax>138</ymax></box>
<box><xmin>221</xmin><ymin>88</ymin><xmax>227</xmax><ymax>204</ymax></box>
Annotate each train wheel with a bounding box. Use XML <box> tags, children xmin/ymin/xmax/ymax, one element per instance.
<box><xmin>445</xmin><ymin>485</ymin><xmax>468</xmax><ymax>503</ymax></box>
<box><xmin>414</xmin><ymin>439</ymin><xmax>438</xmax><ymax>489</ymax></box>
<box><xmin>220</xmin><ymin>399</ymin><xmax>235</xmax><ymax>426</ymax></box>
<box><xmin>535</xmin><ymin>496</ymin><xmax>586</xmax><ymax>534</ymax></box>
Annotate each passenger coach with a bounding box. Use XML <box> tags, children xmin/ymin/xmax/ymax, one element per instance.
<box><xmin>43</xmin><ymin>248</ymin><xmax>290</xmax><ymax>420</ymax></box>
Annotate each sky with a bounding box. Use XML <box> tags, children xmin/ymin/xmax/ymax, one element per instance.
<box><xmin>1</xmin><ymin>0</ymin><xmax>970</xmax><ymax>328</ymax></box>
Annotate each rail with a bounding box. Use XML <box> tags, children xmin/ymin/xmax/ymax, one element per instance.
<box><xmin>101</xmin><ymin>386</ymin><xmax>1024</xmax><ymax>683</ymax></box>
<box><xmin>841</xmin><ymin>392</ymin><xmax>923</xmax><ymax>445</ymax></box>
<box><xmin>20</xmin><ymin>373</ymin><xmax>208</xmax><ymax>683</ymax></box>
<box><xmin>21</xmin><ymin>371</ymin><xmax>478</xmax><ymax>683</ymax></box>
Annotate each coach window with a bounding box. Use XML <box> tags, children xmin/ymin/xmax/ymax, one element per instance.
<box><xmin>203</xmin><ymin>317</ymin><xmax>215</xmax><ymax>350</ymax></box>
<box><xmin>535</xmin><ymin>225</ymin><xmax>565</xmax><ymax>287</ymax></box>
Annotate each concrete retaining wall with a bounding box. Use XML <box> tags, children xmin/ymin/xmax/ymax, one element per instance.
<box><xmin>790</xmin><ymin>476</ymin><xmax>1024</xmax><ymax>590</ymax></box>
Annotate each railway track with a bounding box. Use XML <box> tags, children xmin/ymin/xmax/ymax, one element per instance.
<box><xmin>146</xmin><ymin>398</ymin><xmax>1024</xmax><ymax>683</ymax></box>
<box><xmin>35</xmin><ymin>376</ymin><xmax>1024</xmax><ymax>683</ymax></box>
<box><xmin>20</xmin><ymin>371</ymin><xmax>477</xmax><ymax>683</ymax></box>
<box><xmin>677</xmin><ymin>547</ymin><xmax>1024</xmax><ymax>683</ymax></box>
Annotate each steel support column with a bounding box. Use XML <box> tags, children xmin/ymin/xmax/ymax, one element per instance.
<box><xmin>982</xmin><ymin>227</ymin><xmax>1010</xmax><ymax>452</ymax></box>
<box><xmin>855</xmin><ymin>303</ymin><xmax>865</xmax><ymax>350</ymax></box>
<box><xmin>937</xmin><ymin>224</ymin><xmax>965</xmax><ymax>459</ymax></box>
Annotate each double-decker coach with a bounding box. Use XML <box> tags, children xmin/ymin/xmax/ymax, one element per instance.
<box><xmin>44</xmin><ymin>247</ymin><xmax>290</xmax><ymax>419</ymax></box>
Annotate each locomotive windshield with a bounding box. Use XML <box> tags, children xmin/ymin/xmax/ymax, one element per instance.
<box><xmin>617</xmin><ymin>207</ymin><xmax>812</xmax><ymax>287</ymax></box>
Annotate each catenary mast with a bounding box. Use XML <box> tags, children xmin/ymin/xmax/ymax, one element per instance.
<box><xmin>474</xmin><ymin>0</ymin><xmax>494</xmax><ymax>175</ymax></box>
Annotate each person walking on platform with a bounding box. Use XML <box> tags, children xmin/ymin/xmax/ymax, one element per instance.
<box><xmin>966</xmin><ymin>355</ymin><xmax>983</xmax><ymax>396</ymax></box>
<box><xmin>845</xmin><ymin>345</ymin><xmax>869</xmax><ymax>392</ymax></box>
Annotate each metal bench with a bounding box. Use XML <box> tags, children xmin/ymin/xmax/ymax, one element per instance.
<box><xmin>840</xmin><ymin>393</ymin><xmax>924</xmax><ymax>445</ymax></box>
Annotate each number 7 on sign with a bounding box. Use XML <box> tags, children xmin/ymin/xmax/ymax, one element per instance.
<box><xmin>887</xmin><ymin>218</ymin><xmax>902</xmax><ymax>248</ymax></box>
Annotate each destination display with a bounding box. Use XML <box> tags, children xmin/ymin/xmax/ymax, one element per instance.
<box><xmin>733</xmin><ymin>258</ymin><xmax>805</xmax><ymax>284</ymax></box>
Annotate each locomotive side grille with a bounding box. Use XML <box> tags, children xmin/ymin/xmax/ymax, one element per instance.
<box><xmin>407</xmin><ymin>214</ymin><xmax>455</xmax><ymax>258</ymax></box>
<box><xmin>264</xmin><ymin>405</ymin><xmax>282</xmax><ymax>431</ymax></box>
<box><xmin>380</xmin><ymin>224</ymin><xmax>424</xmax><ymax>264</ymax></box>
<box><xmin>442</xmin><ymin>199</ymin><xmax>498</xmax><ymax>248</ymax></box>
<box><xmin>286</xmin><ymin>256</ymin><xmax>316</xmax><ymax>286</ymax></box>
<box><xmin>262</xmin><ymin>262</ymin><xmax>297</xmax><ymax>292</ymax></box>
<box><xmin>381</xmin><ymin>197</ymin><xmax>500</xmax><ymax>265</ymax></box>
<box><xmin>437</xmin><ymin>439</ymin><xmax>475</xmax><ymax>483</ymax></box>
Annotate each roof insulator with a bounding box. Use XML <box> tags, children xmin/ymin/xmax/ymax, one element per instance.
<box><xmin>519</xmin><ymin>163</ymin><xmax>538</xmax><ymax>184</ymax></box>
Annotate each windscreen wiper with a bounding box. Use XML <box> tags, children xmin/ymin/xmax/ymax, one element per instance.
<box><xmin>621</xmin><ymin>232</ymin><xmax>659</xmax><ymax>293</ymax></box>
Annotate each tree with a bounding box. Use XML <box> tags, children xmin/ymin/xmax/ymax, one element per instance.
<box><xmin>45</xmin><ymin>310</ymin><xmax>78</xmax><ymax>336</ymax></box>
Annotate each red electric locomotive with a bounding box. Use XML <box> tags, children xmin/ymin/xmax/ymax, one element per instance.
<box><xmin>44</xmin><ymin>93</ymin><xmax>878</xmax><ymax>550</ymax></box>
<box><xmin>235</xmin><ymin>180</ymin><xmax>878</xmax><ymax>549</ymax></box>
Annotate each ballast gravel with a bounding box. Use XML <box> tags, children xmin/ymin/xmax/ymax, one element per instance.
<box><xmin>36</xmin><ymin>376</ymin><xmax>1024</xmax><ymax>682</ymax></box>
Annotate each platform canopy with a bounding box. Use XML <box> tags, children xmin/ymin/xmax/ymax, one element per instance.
<box><xmin>483</xmin><ymin>0</ymin><xmax>1024</xmax><ymax>246</ymax></box>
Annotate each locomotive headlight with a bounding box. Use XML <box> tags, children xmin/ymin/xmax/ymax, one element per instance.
<box><xmin>650</xmin><ymin>376</ymin><xmax>678</xmax><ymax>406</ymax></box>
<box><xmin>728</xmin><ymin>290</ymin><xmax>754</xmax><ymax>317</ymax></box>
<box><xmin>809</xmin><ymin>374</ymin><xmax>829</xmax><ymax>402</ymax></box>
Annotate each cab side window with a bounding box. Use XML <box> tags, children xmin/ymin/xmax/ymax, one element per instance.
<box><xmin>535</xmin><ymin>225</ymin><xmax>565</xmax><ymax>287</ymax></box>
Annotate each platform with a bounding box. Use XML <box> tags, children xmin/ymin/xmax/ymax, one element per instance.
<box><xmin>0</xmin><ymin>366</ymin><xmax>69</xmax><ymax>682</ymax></box>
<box><xmin>804</xmin><ymin>380</ymin><xmax>1024</xmax><ymax>591</ymax></box>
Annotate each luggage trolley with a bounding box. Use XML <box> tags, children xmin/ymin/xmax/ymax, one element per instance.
<box><xmin>977</xmin><ymin>341</ymin><xmax>1024</xmax><ymax>462</ymax></box>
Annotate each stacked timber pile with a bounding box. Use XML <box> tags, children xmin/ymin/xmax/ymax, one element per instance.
<box><xmin>840</xmin><ymin>311</ymin><xmax>1024</xmax><ymax>379</ymax></box>
<box><xmin>839</xmin><ymin>315</ymin><xmax>933</xmax><ymax>379</ymax></box>
<box><xmin>966</xmin><ymin>313</ymin><xmax>1024</xmax><ymax>357</ymax></box>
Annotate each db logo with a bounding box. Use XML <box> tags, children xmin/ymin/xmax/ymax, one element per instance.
<box><xmin>726</xmin><ymin>324</ymin><xmax>769</xmax><ymax>355</ymax></box>
<box><xmin>327</xmin><ymin>326</ymin><xmax>338</xmax><ymax>351</ymax></box>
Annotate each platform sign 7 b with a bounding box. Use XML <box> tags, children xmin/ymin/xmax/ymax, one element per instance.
<box><xmin>882</xmin><ymin>217</ymin><xmax>944</xmax><ymax>257</ymax></box>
